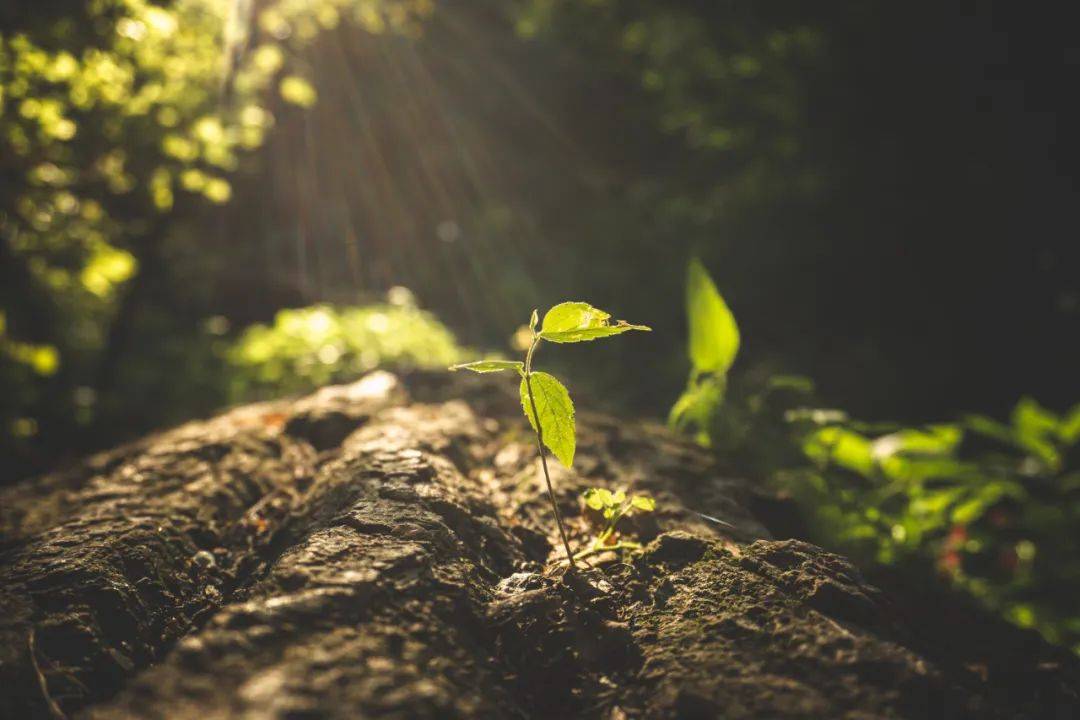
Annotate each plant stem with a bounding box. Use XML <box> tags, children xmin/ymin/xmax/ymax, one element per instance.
<box><xmin>573</xmin><ymin>541</ymin><xmax>641</xmax><ymax>562</ymax></box>
<box><xmin>524</xmin><ymin>338</ymin><xmax>577</xmax><ymax>569</ymax></box>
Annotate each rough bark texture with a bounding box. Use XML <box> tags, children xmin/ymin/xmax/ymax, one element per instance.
<box><xmin>1</xmin><ymin>371</ymin><xmax>1077</xmax><ymax>719</ymax></box>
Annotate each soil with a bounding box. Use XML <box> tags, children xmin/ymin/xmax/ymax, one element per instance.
<box><xmin>1</xmin><ymin>370</ymin><xmax>1077</xmax><ymax>719</ymax></box>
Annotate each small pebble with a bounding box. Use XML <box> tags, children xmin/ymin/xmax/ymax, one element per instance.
<box><xmin>192</xmin><ymin>550</ymin><xmax>216</xmax><ymax>570</ymax></box>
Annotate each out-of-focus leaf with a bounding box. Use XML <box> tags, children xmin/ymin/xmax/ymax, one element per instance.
<box><xmin>1060</xmin><ymin>404</ymin><xmax>1080</xmax><ymax>445</ymax></box>
<box><xmin>766</xmin><ymin>374</ymin><xmax>815</xmax><ymax>393</ymax></box>
<box><xmin>279</xmin><ymin>75</ymin><xmax>317</xmax><ymax>107</ymax></box>
<box><xmin>668</xmin><ymin>374</ymin><xmax>725</xmax><ymax>444</ymax></box>
<box><xmin>1013</xmin><ymin>396</ymin><xmax>1059</xmax><ymax>438</ymax></box>
<box><xmin>686</xmin><ymin>258</ymin><xmax>739</xmax><ymax>373</ymax></box>
<box><xmin>1006</xmin><ymin>398</ymin><xmax>1062</xmax><ymax>470</ymax></box>
<box><xmin>803</xmin><ymin>426</ymin><xmax>875</xmax><ymax>476</ymax></box>
<box><xmin>584</xmin><ymin>488</ymin><xmax>610</xmax><ymax>510</ymax></box>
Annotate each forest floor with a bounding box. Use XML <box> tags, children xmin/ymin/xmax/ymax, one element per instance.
<box><xmin>1</xmin><ymin>371</ymin><xmax>1077</xmax><ymax>719</ymax></box>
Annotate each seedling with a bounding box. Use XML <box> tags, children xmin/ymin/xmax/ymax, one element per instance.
<box><xmin>578</xmin><ymin>488</ymin><xmax>656</xmax><ymax>561</ymax></box>
<box><xmin>451</xmin><ymin>302</ymin><xmax>650</xmax><ymax>567</ymax></box>
<box><xmin>669</xmin><ymin>258</ymin><xmax>740</xmax><ymax>445</ymax></box>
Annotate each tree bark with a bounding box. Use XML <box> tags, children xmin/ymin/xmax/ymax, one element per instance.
<box><xmin>0</xmin><ymin>371</ymin><xmax>1077</xmax><ymax>719</ymax></box>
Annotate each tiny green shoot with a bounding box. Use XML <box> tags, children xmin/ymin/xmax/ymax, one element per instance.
<box><xmin>577</xmin><ymin>488</ymin><xmax>656</xmax><ymax>561</ymax></box>
<box><xmin>451</xmin><ymin>301</ymin><xmax>650</xmax><ymax>567</ymax></box>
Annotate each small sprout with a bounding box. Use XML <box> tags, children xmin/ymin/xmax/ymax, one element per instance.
<box><xmin>450</xmin><ymin>301</ymin><xmax>650</xmax><ymax>567</ymax></box>
<box><xmin>578</xmin><ymin>488</ymin><xmax>657</xmax><ymax>561</ymax></box>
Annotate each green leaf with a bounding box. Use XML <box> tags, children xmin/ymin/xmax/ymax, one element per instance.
<box><xmin>541</xmin><ymin>302</ymin><xmax>608</xmax><ymax>333</ymax></box>
<box><xmin>872</xmin><ymin>425</ymin><xmax>962</xmax><ymax>462</ymax></box>
<box><xmin>449</xmin><ymin>360</ymin><xmax>524</xmax><ymax>374</ymax></box>
<box><xmin>950</xmin><ymin>482</ymin><xmax>1022</xmax><ymax>524</ymax></box>
<box><xmin>1061</xmin><ymin>404</ymin><xmax>1080</xmax><ymax>445</ymax></box>
<box><xmin>542</xmin><ymin>324</ymin><xmax>651</xmax><ymax>343</ymax></box>
<box><xmin>963</xmin><ymin>414</ymin><xmax>1016</xmax><ymax>445</ymax></box>
<box><xmin>520</xmin><ymin>371</ymin><xmax>576</xmax><ymax>467</ymax></box>
<box><xmin>631</xmin><ymin>495</ymin><xmax>656</xmax><ymax>512</ymax></box>
<box><xmin>668</xmin><ymin>374</ymin><xmax>725</xmax><ymax>439</ymax></box>
<box><xmin>803</xmin><ymin>426</ymin><xmax>875</xmax><ymax>476</ymax></box>
<box><xmin>686</xmin><ymin>258</ymin><xmax>740</xmax><ymax>373</ymax></box>
<box><xmin>529</xmin><ymin>308</ymin><xmax>539</xmax><ymax>331</ymax></box>
<box><xmin>1010</xmin><ymin>397</ymin><xmax>1061</xmax><ymax>469</ymax></box>
<box><xmin>1012</xmin><ymin>396</ymin><xmax>1059</xmax><ymax>437</ymax></box>
<box><xmin>583</xmin><ymin>488</ymin><xmax>609</xmax><ymax>510</ymax></box>
<box><xmin>538</xmin><ymin>301</ymin><xmax>650</xmax><ymax>344</ymax></box>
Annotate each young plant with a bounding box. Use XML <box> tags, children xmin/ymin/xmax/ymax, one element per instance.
<box><xmin>668</xmin><ymin>258</ymin><xmax>740</xmax><ymax>445</ymax></box>
<box><xmin>578</xmin><ymin>488</ymin><xmax>656</xmax><ymax>560</ymax></box>
<box><xmin>451</xmin><ymin>302</ymin><xmax>650</xmax><ymax>567</ymax></box>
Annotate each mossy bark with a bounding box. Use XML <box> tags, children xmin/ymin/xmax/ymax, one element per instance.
<box><xmin>0</xmin><ymin>371</ymin><xmax>1077</xmax><ymax>719</ymax></box>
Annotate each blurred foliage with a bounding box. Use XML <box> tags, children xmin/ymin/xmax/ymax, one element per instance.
<box><xmin>794</xmin><ymin>403</ymin><xmax>1080</xmax><ymax>656</ymax></box>
<box><xmin>0</xmin><ymin>0</ymin><xmax>432</xmax><ymax>476</ymax></box>
<box><xmin>789</xmin><ymin>401</ymin><xmax>1080</xmax><ymax>654</ymax></box>
<box><xmin>671</xmin><ymin>260</ymin><xmax>1080</xmax><ymax>654</ymax></box>
<box><xmin>515</xmin><ymin>0</ymin><xmax>823</xmax><ymax>203</ymax></box>
<box><xmin>227</xmin><ymin>292</ymin><xmax>468</xmax><ymax>400</ymax></box>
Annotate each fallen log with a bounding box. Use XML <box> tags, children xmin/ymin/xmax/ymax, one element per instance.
<box><xmin>1</xmin><ymin>371</ymin><xmax>1076</xmax><ymax>718</ymax></box>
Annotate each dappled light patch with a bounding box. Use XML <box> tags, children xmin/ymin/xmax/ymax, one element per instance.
<box><xmin>228</xmin><ymin>302</ymin><xmax>468</xmax><ymax>400</ymax></box>
<box><xmin>0</xmin><ymin>0</ymin><xmax>432</xmax><ymax>477</ymax></box>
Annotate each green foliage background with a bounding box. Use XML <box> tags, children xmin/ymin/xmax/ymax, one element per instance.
<box><xmin>672</xmin><ymin>258</ymin><xmax>1080</xmax><ymax>654</ymax></box>
<box><xmin>1</xmin><ymin>0</ymin><xmax>433</xmax><ymax>474</ymax></box>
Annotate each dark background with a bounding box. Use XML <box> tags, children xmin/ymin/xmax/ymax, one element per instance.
<box><xmin>236</xmin><ymin>0</ymin><xmax>1080</xmax><ymax>419</ymax></box>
